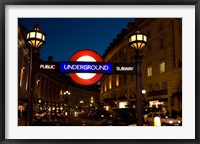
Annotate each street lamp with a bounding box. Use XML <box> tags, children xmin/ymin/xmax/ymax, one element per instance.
<box><xmin>129</xmin><ymin>26</ymin><xmax>147</xmax><ymax>126</ymax></box>
<box><xmin>26</xmin><ymin>23</ymin><xmax>45</xmax><ymax>126</ymax></box>
<box><xmin>142</xmin><ymin>89</ymin><xmax>146</xmax><ymax>95</ymax></box>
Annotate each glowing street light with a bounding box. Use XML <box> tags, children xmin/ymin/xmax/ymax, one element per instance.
<box><xmin>129</xmin><ymin>26</ymin><xmax>147</xmax><ymax>126</ymax></box>
<box><xmin>26</xmin><ymin>23</ymin><xmax>45</xmax><ymax>126</ymax></box>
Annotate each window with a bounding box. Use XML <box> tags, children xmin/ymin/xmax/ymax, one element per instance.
<box><xmin>178</xmin><ymin>60</ymin><xmax>182</xmax><ymax>68</ymax></box>
<box><xmin>36</xmin><ymin>79</ymin><xmax>40</xmax><ymax>86</ymax></box>
<box><xmin>160</xmin><ymin>59</ymin><xmax>165</xmax><ymax>73</ymax></box>
<box><xmin>116</xmin><ymin>75</ymin><xmax>119</xmax><ymax>86</ymax></box>
<box><xmin>159</xmin><ymin>23</ymin><xmax>163</xmax><ymax>31</ymax></box>
<box><xmin>147</xmin><ymin>45</ymin><xmax>152</xmax><ymax>56</ymax></box>
<box><xmin>162</xmin><ymin>81</ymin><xmax>168</xmax><ymax>90</ymax></box>
<box><xmin>170</xmin><ymin>97</ymin><xmax>175</xmax><ymax>106</ymax></box>
<box><xmin>147</xmin><ymin>64</ymin><xmax>152</xmax><ymax>77</ymax></box>
<box><xmin>104</xmin><ymin>83</ymin><xmax>107</xmax><ymax>92</ymax></box>
<box><xmin>109</xmin><ymin>77</ymin><xmax>112</xmax><ymax>89</ymax></box>
<box><xmin>101</xmin><ymin>85</ymin><xmax>103</xmax><ymax>94</ymax></box>
<box><xmin>124</xmin><ymin>48</ymin><xmax>127</xmax><ymax>54</ymax></box>
<box><xmin>123</xmin><ymin>76</ymin><xmax>126</xmax><ymax>84</ymax></box>
<box><xmin>118</xmin><ymin>50</ymin><xmax>122</xmax><ymax>57</ymax></box>
<box><xmin>155</xmin><ymin>83</ymin><xmax>160</xmax><ymax>91</ymax></box>
<box><xmin>160</xmin><ymin>39</ymin><xmax>164</xmax><ymax>49</ymax></box>
<box><xmin>19</xmin><ymin>67</ymin><xmax>25</xmax><ymax>87</ymax></box>
<box><xmin>149</xmin><ymin>84</ymin><xmax>153</xmax><ymax>91</ymax></box>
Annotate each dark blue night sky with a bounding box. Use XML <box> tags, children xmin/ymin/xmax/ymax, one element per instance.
<box><xmin>19</xmin><ymin>18</ymin><xmax>134</xmax><ymax>62</ymax></box>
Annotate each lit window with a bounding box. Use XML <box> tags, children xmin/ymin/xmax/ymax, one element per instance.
<box><xmin>26</xmin><ymin>73</ymin><xmax>28</xmax><ymax>90</ymax></box>
<box><xmin>104</xmin><ymin>84</ymin><xmax>107</xmax><ymax>92</ymax></box>
<box><xmin>20</xmin><ymin>67</ymin><xmax>25</xmax><ymax>87</ymax></box>
<box><xmin>116</xmin><ymin>76</ymin><xmax>119</xmax><ymax>86</ymax></box>
<box><xmin>109</xmin><ymin>76</ymin><xmax>112</xmax><ymax>89</ymax></box>
<box><xmin>160</xmin><ymin>39</ymin><xmax>164</xmax><ymax>49</ymax></box>
<box><xmin>160</xmin><ymin>60</ymin><xmax>165</xmax><ymax>73</ymax></box>
<box><xmin>60</xmin><ymin>90</ymin><xmax>63</xmax><ymax>95</ymax></box>
<box><xmin>147</xmin><ymin>66</ymin><xmax>152</xmax><ymax>77</ymax></box>
<box><xmin>36</xmin><ymin>79</ymin><xmax>40</xmax><ymax>86</ymax></box>
<box><xmin>101</xmin><ymin>85</ymin><xmax>103</xmax><ymax>93</ymax></box>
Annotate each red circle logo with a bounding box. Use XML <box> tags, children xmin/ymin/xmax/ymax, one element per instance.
<box><xmin>69</xmin><ymin>50</ymin><xmax>103</xmax><ymax>85</ymax></box>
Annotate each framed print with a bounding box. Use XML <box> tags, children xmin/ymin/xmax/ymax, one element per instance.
<box><xmin>0</xmin><ymin>0</ymin><xmax>200</xmax><ymax>144</ymax></box>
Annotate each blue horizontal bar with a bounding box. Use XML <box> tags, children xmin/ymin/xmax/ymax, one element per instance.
<box><xmin>60</xmin><ymin>62</ymin><xmax>113</xmax><ymax>73</ymax></box>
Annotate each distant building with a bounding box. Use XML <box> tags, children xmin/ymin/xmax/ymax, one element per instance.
<box><xmin>34</xmin><ymin>70</ymin><xmax>100</xmax><ymax>115</ymax></box>
<box><xmin>100</xmin><ymin>18</ymin><xmax>182</xmax><ymax>115</ymax></box>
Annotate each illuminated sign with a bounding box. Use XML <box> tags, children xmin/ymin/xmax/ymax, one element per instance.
<box><xmin>40</xmin><ymin>64</ymin><xmax>55</xmax><ymax>69</ymax></box>
<box><xmin>38</xmin><ymin>62</ymin><xmax>59</xmax><ymax>73</ymax></box>
<box><xmin>68</xmin><ymin>49</ymin><xmax>104</xmax><ymax>85</ymax></box>
<box><xmin>60</xmin><ymin>62</ymin><xmax>112</xmax><ymax>73</ymax></box>
<box><xmin>113</xmin><ymin>63</ymin><xmax>136</xmax><ymax>74</ymax></box>
<box><xmin>38</xmin><ymin>50</ymin><xmax>136</xmax><ymax>85</ymax></box>
<box><xmin>116</xmin><ymin>66</ymin><xmax>134</xmax><ymax>71</ymax></box>
<box><xmin>39</xmin><ymin>62</ymin><xmax>135</xmax><ymax>75</ymax></box>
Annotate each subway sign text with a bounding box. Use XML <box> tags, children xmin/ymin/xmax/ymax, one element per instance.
<box><xmin>60</xmin><ymin>62</ymin><xmax>112</xmax><ymax>73</ymax></box>
<box><xmin>38</xmin><ymin>62</ymin><xmax>136</xmax><ymax>74</ymax></box>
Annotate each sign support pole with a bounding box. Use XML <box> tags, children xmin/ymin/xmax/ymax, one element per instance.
<box><xmin>135</xmin><ymin>49</ymin><xmax>144</xmax><ymax>126</ymax></box>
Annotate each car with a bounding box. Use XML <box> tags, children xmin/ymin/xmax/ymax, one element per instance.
<box><xmin>106</xmin><ymin>109</ymin><xmax>137</xmax><ymax>126</ymax></box>
<box><xmin>34</xmin><ymin>111</ymin><xmax>46</xmax><ymax>120</ymax></box>
<box><xmin>145</xmin><ymin>112</ymin><xmax>182</xmax><ymax>126</ymax></box>
<box><xmin>88</xmin><ymin>109</ymin><xmax>112</xmax><ymax>120</ymax></box>
<box><xmin>73</xmin><ymin>110</ymin><xmax>85</xmax><ymax>117</ymax></box>
<box><xmin>112</xmin><ymin>108</ymin><xmax>137</xmax><ymax>124</ymax></box>
<box><xmin>143</xmin><ymin>107</ymin><xmax>161</xmax><ymax>122</ymax></box>
<box><xmin>99</xmin><ymin>108</ymin><xmax>137</xmax><ymax>126</ymax></box>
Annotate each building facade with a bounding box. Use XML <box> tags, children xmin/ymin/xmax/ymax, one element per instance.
<box><xmin>34</xmin><ymin>71</ymin><xmax>100</xmax><ymax>115</ymax></box>
<box><xmin>18</xmin><ymin>24</ymin><xmax>100</xmax><ymax>118</ymax></box>
<box><xmin>18</xmin><ymin>24</ymin><xmax>30</xmax><ymax>116</ymax></box>
<box><xmin>100</xmin><ymin>18</ymin><xmax>182</xmax><ymax>115</ymax></box>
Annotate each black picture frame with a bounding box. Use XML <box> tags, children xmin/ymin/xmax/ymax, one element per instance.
<box><xmin>0</xmin><ymin>0</ymin><xmax>199</xmax><ymax>144</ymax></box>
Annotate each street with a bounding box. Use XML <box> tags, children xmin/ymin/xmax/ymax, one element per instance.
<box><xmin>18</xmin><ymin>114</ymin><xmax>115</xmax><ymax>126</ymax></box>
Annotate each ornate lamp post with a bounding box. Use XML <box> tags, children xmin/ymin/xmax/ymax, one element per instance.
<box><xmin>26</xmin><ymin>23</ymin><xmax>45</xmax><ymax>125</ymax></box>
<box><xmin>129</xmin><ymin>26</ymin><xmax>147</xmax><ymax>126</ymax></box>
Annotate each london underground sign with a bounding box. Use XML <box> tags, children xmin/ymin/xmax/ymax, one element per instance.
<box><xmin>68</xmin><ymin>50</ymin><xmax>105</xmax><ymax>85</ymax></box>
<box><xmin>38</xmin><ymin>49</ymin><xmax>136</xmax><ymax>85</ymax></box>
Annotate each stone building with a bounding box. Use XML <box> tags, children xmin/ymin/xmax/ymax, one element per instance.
<box><xmin>100</xmin><ymin>18</ymin><xmax>182</xmax><ymax>115</ymax></box>
<box><xmin>34</xmin><ymin>68</ymin><xmax>100</xmax><ymax>115</ymax></box>
<box><xmin>18</xmin><ymin>24</ymin><xmax>100</xmax><ymax>118</ymax></box>
<box><xmin>18</xmin><ymin>24</ymin><xmax>30</xmax><ymax>116</ymax></box>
